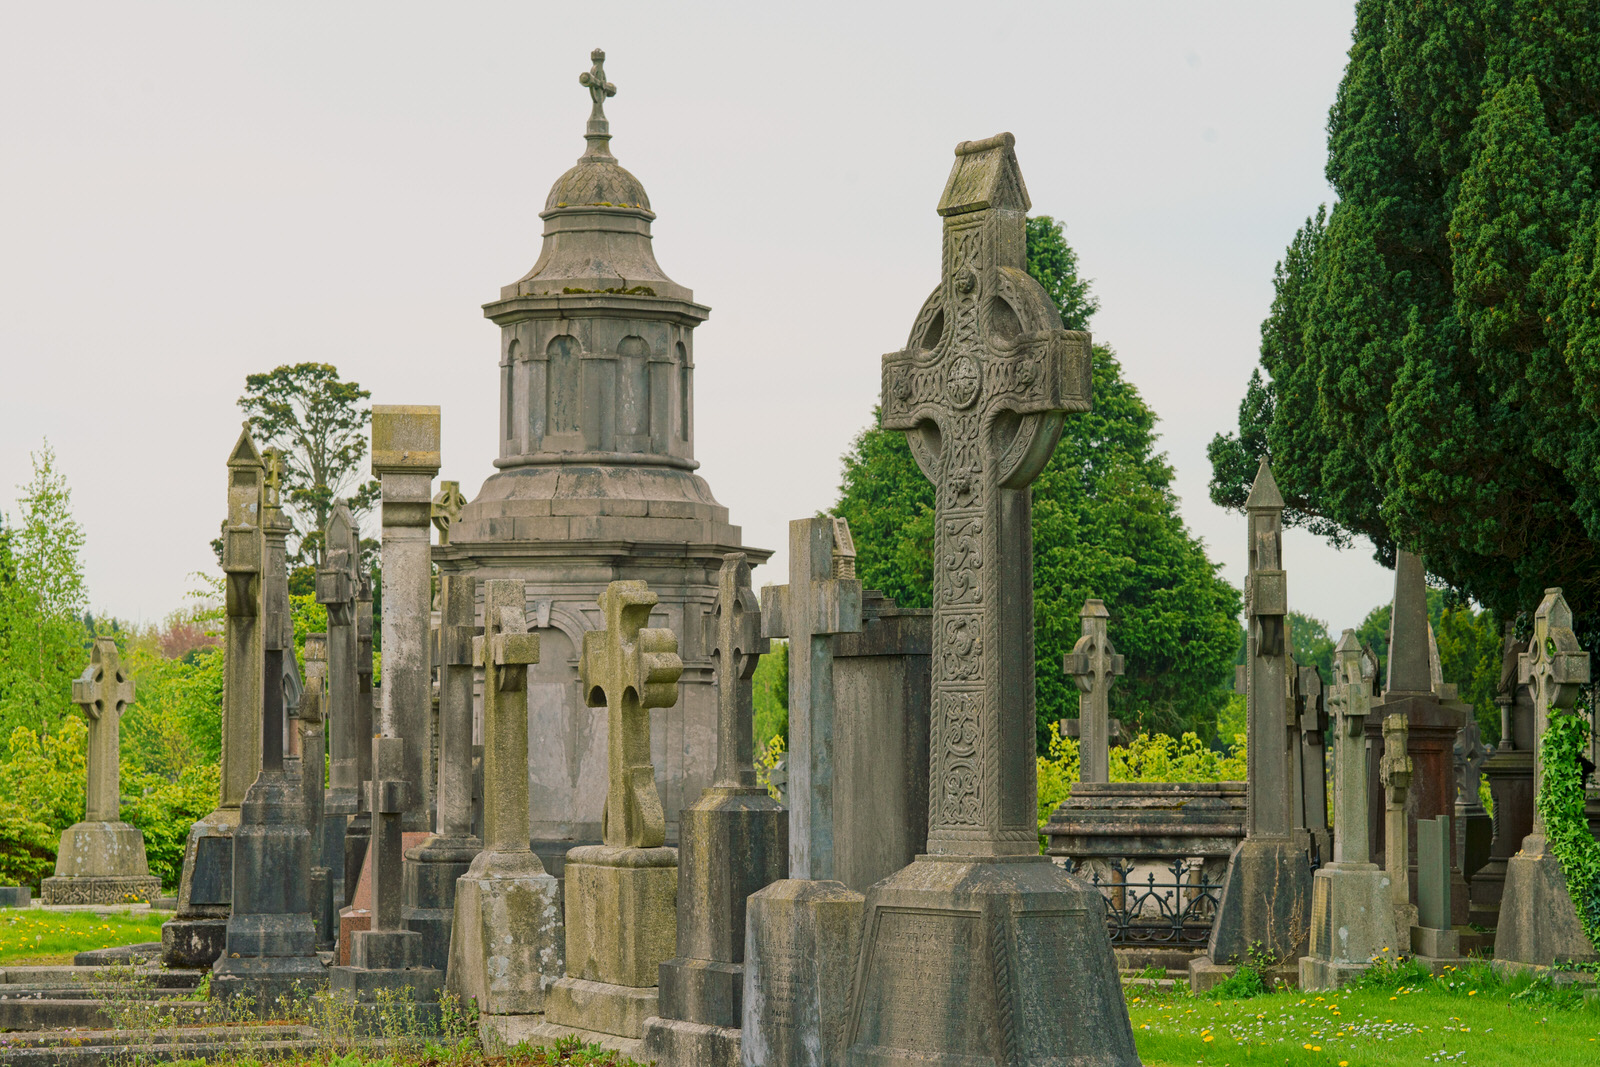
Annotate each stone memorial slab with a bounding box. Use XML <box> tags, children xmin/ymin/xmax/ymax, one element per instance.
<box><xmin>1410</xmin><ymin>815</ymin><xmax>1459</xmax><ymax>965</ymax></box>
<box><xmin>843</xmin><ymin>132</ymin><xmax>1136</xmax><ymax>1067</ymax></box>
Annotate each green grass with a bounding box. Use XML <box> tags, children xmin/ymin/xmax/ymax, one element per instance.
<box><xmin>0</xmin><ymin>906</ymin><xmax>168</xmax><ymax>964</ymax></box>
<box><xmin>1131</xmin><ymin>961</ymin><xmax>1600</xmax><ymax>1065</ymax></box>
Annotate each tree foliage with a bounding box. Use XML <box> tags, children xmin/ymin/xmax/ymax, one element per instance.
<box><xmin>1209</xmin><ymin>1</ymin><xmax>1600</xmax><ymax>641</ymax></box>
<box><xmin>835</xmin><ymin>216</ymin><xmax>1242</xmax><ymax>751</ymax></box>
<box><xmin>239</xmin><ymin>363</ymin><xmax>380</xmax><ymax>570</ymax></box>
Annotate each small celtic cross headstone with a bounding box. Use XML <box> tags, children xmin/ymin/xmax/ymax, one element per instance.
<box><xmin>73</xmin><ymin>637</ymin><xmax>135</xmax><ymax>824</ymax></box>
<box><xmin>1064</xmin><ymin>599</ymin><xmax>1123</xmax><ymax>784</ymax></box>
<box><xmin>431</xmin><ymin>481</ymin><xmax>466</xmax><ymax>546</ymax></box>
<box><xmin>1330</xmin><ymin>631</ymin><xmax>1371</xmax><ymax>864</ymax></box>
<box><xmin>708</xmin><ymin>553</ymin><xmax>768</xmax><ymax>791</ymax></box>
<box><xmin>880</xmin><ymin>132</ymin><xmax>1091</xmax><ymax>856</ymax></box>
<box><xmin>581</xmin><ymin>581</ymin><xmax>684</xmax><ymax>849</ymax></box>
<box><xmin>1454</xmin><ymin>721</ymin><xmax>1490</xmax><ymax>808</ymax></box>
<box><xmin>1516</xmin><ymin>587</ymin><xmax>1590</xmax><ymax>841</ymax></box>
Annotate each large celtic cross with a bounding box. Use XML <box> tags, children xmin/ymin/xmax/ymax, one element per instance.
<box><xmin>73</xmin><ymin>636</ymin><xmax>135</xmax><ymax>824</ymax></box>
<box><xmin>581</xmin><ymin>580</ymin><xmax>684</xmax><ymax>849</ymax></box>
<box><xmin>1517</xmin><ymin>587</ymin><xmax>1590</xmax><ymax>840</ymax></box>
<box><xmin>881</xmin><ymin>133</ymin><xmax>1091</xmax><ymax>857</ymax></box>
<box><xmin>708</xmin><ymin>553</ymin><xmax>768</xmax><ymax>793</ymax></box>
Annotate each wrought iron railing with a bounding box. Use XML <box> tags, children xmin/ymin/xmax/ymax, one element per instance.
<box><xmin>1062</xmin><ymin>857</ymin><xmax>1224</xmax><ymax>946</ymax></box>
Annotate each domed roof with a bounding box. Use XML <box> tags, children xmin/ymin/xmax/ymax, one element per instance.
<box><xmin>544</xmin><ymin>156</ymin><xmax>652</xmax><ymax>214</ymax></box>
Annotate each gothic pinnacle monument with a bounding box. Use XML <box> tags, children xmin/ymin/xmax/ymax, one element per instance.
<box><xmin>432</xmin><ymin>48</ymin><xmax>769</xmax><ymax>858</ymax></box>
<box><xmin>841</xmin><ymin>133</ymin><xmax>1137</xmax><ymax>1067</ymax></box>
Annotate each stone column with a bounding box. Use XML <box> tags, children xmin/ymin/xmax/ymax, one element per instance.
<box><xmin>212</xmin><ymin>462</ymin><xmax>327</xmax><ymax>1009</ymax></box>
<box><xmin>845</xmin><ymin>133</ymin><xmax>1136</xmax><ymax>1067</ymax></box>
<box><xmin>1380</xmin><ymin>711</ymin><xmax>1414</xmax><ymax>944</ymax></box>
<box><xmin>745</xmin><ymin>518</ymin><xmax>865</xmax><ymax>1067</ymax></box>
<box><xmin>318</xmin><ymin>500</ymin><xmax>359</xmax><ymax>913</ymax></box>
<box><xmin>164</xmin><ymin>425</ymin><xmax>266</xmax><ymax>969</ymax></box>
<box><xmin>447</xmin><ymin>578</ymin><xmax>562</xmax><ymax>1026</ymax></box>
<box><xmin>346</xmin><ymin>571</ymin><xmax>376</xmax><ymax>905</ymax></box>
<box><xmin>1299</xmin><ymin>631</ymin><xmax>1396</xmax><ymax>990</ymax></box>
<box><xmin>41</xmin><ymin>638</ymin><xmax>161</xmax><ymax>905</ymax></box>
<box><xmin>331</xmin><ymin>735</ymin><xmax>444</xmax><ymax>1004</ymax></box>
<box><xmin>1494</xmin><ymin>588</ymin><xmax>1598</xmax><ymax>973</ymax></box>
<box><xmin>403</xmin><ymin>572</ymin><xmax>484</xmax><ymax>973</ymax></box>
<box><xmin>534</xmin><ymin>580</ymin><xmax>683</xmax><ymax>1058</ymax></box>
<box><xmin>300</xmin><ymin>635</ymin><xmax>333</xmax><ymax>949</ymax></box>
<box><xmin>1065</xmin><ymin>599</ymin><xmax>1124</xmax><ymax>785</ymax></box>
<box><xmin>371</xmin><ymin>405</ymin><xmax>441</xmax><ymax>832</ymax></box>
<box><xmin>644</xmin><ymin>554</ymin><xmax>788</xmax><ymax>1067</ymax></box>
<box><xmin>1205</xmin><ymin>458</ymin><xmax>1314</xmax><ymax>970</ymax></box>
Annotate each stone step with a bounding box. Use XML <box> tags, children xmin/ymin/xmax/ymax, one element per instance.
<box><xmin>1119</xmin><ymin>976</ymin><xmax>1179</xmax><ymax>993</ymax></box>
<box><xmin>0</xmin><ymin>1024</ymin><xmax>319</xmax><ymax>1067</ymax></box>
<box><xmin>0</xmin><ymin>996</ymin><xmax>217</xmax><ymax>1032</ymax></box>
<box><xmin>0</xmin><ymin>965</ymin><xmax>206</xmax><ymax>991</ymax></box>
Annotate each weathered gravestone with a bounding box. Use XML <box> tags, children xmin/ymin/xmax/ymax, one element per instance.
<box><xmin>645</xmin><ymin>553</ymin><xmax>787</xmax><ymax>1067</ymax></box>
<box><xmin>330</xmin><ymin>734</ymin><xmax>444</xmax><ymax>1007</ymax></box>
<box><xmin>211</xmin><ymin>459</ymin><xmax>327</xmax><ymax>1008</ymax></box>
<box><xmin>1364</xmin><ymin>552</ymin><xmax>1471</xmax><ymax>924</ymax></box>
<box><xmin>298</xmin><ymin>634</ymin><xmax>334</xmax><ymax>948</ymax></box>
<box><xmin>1203</xmin><ymin>459</ymin><xmax>1313</xmax><ymax>973</ymax></box>
<box><xmin>447</xmin><ymin>578</ymin><xmax>563</xmax><ymax>1030</ymax></box>
<box><xmin>40</xmin><ymin>637</ymin><xmax>161</xmax><ymax>905</ymax></box>
<box><xmin>744</xmin><ymin>517</ymin><xmax>865</xmax><ymax>1067</ymax></box>
<box><xmin>842</xmin><ymin>132</ymin><xmax>1136</xmax><ymax>1067</ymax></box>
<box><xmin>403</xmin><ymin>569</ymin><xmax>483</xmax><ymax>974</ymax></box>
<box><xmin>1410</xmin><ymin>815</ymin><xmax>1459</xmax><ymax>967</ymax></box>
<box><xmin>1065</xmin><ymin>598</ymin><xmax>1123</xmax><ymax>785</ymax></box>
<box><xmin>1380</xmin><ymin>711</ymin><xmax>1415</xmax><ymax>946</ymax></box>
<box><xmin>164</xmin><ymin>426</ymin><xmax>265</xmax><ymax>968</ymax></box>
<box><xmin>317</xmin><ymin>501</ymin><xmax>361</xmax><ymax>914</ymax></box>
<box><xmin>1300</xmin><ymin>631</ymin><xmax>1397</xmax><ymax>990</ymax></box>
<box><xmin>1452</xmin><ymin>721</ymin><xmax>1493</xmax><ymax>907</ymax></box>
<box><xmin>1296</xmin><ymin>663</ymin><xmax>1332</xmax><ymax>867</ymax></box>
<box><xmin>533</xmin><ymin>580</ymin><xmax>683</xmax><ymax>1056</ymax></box>
<box><xmin>1494</xmin><ymin>587</ymin><xmax>1599</xmax><ymax>973</ymax></box>
<box><xmin>1475</xmin><ymin>624</ymin><xmax>1535</xmax><ymax>912</ymax></box>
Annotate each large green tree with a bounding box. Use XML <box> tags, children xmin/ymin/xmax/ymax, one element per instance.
<box><xmin>1209</xmin><ymin>1</ymin><xmax>1600</xmax><ymax>640</ymax></box>
<box><xmin>835</xmin><ymin>216</ymin><xmax>1242</xmax><ymax>751</ymax></box>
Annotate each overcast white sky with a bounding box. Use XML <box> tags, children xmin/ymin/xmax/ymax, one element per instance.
<box><xmin>0</xmin><ymin>1</ymin><xmax>1398</xmax><ymax>632</ymax></box>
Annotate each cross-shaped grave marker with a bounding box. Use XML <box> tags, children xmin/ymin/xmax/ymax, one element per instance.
<box><xmin>1330</xmin><ymin>632</ymin><xmax>1372</xmax><ymax>865</ymax></box>
<box><xmin>474</xmin><ymin>580</ymin><xmax>541</xmax><ymax>854</ymax></box>
<box><xmin>431</xmin><ymin>481</ymin><xmax>466</xmax><ymax>547</ymax></box>
<box><xmin>73</xmin><ymin>637</ymin><xmax>135</xmax><ymax>824</ymax></box>
<box><xmin>580</xmin><ymin>581</ymin><xmax>683</xmax><ymax>850</ymax></box>
<box><xmin>1517</xmin><ymin>587</ymin><xmax>1591</xmax><ymax>845</ymax></box>
<box><xmin>1064</xmin><ymin>599</ymin><xmax>1123</xmax><ymax>784</ymax></box>
<box><xmin>708</xmin><ymin>552</ymin><xmax>768</xmax><ymax>792</ymax></box>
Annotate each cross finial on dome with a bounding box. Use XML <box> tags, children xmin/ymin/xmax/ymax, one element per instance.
<box><xmin>579</xmin><ymin>48</ymin><xmax>617</xmax><ymax>161</ymax></box>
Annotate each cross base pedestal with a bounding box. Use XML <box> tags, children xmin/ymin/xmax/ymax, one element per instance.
<box><xmin>641</xmin><ymin>1014</ymin><xmax>741</xmax><ymax>1067</ymax></box>
<box><xmin>445</xmin><ymin>848</ymin><xmax>563</xmax><ymax>1017</ymax></box>
<box><xmin>1298</xmin><ymin>862</ymin><xmax>1398</xmax><ymax>991</ymax></box>
<box><xmin>1493</xmin><ymin>840</ymin><xmax>1598</xmax><ymax>972</ymax></box>
<box><xmin>743</xmin><ymin>878</ymin><xmax>863</xmax><ymax>1067</ymax></box>
<box><xmin>1207</xmin><ymin>834</ymin><xmax>1314</xmax><ymax>965</ymax></box>
<box><xmin>845</xmin><ymin>855</ymin><xmax>1137</xmax><ymax>1067</ymax></box>
<box><xmin>402</xmin><ymin>834</ymin><xmax>480</xmax><ymax>973</ymax></box>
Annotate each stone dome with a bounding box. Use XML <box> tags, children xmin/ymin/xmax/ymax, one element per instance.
<box><xmin>544</xmin><ymin>157</ymin><xmax>653</xmax><ymax>215</ymax></box>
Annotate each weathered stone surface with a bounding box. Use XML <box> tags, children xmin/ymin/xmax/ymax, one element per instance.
<box><xmin>1045</xmin><ymin>781</ymin><xmax>1245</xmax><ymax>861</ymax></box>
<box><xmin>432</xmin><ymin>51</ymin><xmax>769</xmax><ymax>853</ymax></box>
<box><xmin>1064</xmin><ymin>599</ymin><xmax>1124</xmax><ymax>785</ymax></box>
<box><xmin>446</xmin><ymin>578</ymin><xmax>563</xmax><ymax>1017</ymax></box>
<box><xmin>318</xmin><ymin>501</ymin><xmax>360</xmax><ymax>914</ymax></box>
<box><xmin>1295</xmin><ymin>663</ymin><xmax>1332</xmax><ymax>866</ymax></box>
<box><xmin>0</xmin><ymin>886</ymin><xmax>31</xmax><ymax>908</ymax></box>
<box><xmin>561</xmin><ymin>845</ymin><xmax>678</xmax><ymax>989</ymax></box>
<box><xmin>845</xmin><ymin>132</ymin><xmax>1134</xmax><ymax>1067</ymax></box>
<box><xmin>645</xmin><ymin>554</ymin><xmax>787</xmax><ymax>1067</ymax></box>
<box><xmin>743</xmin><ymin>879</ymin><xmax>863</xmax><ymax>1067</ymax></box>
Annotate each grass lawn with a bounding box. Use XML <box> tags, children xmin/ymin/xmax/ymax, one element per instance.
<box><xmin>0</xmin><ymin>906</ymin><xmax>169</xmax><ymax>965</ymax></box>
<box><xmin>1131</xmin><ymin>960</ymin><xmax>1600</xmax><ymax>1065</ymax></box>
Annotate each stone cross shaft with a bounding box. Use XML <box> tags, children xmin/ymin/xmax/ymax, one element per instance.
<box><xmin>72</xmin><ymin>637</ymin><xmax>135</xmax><ymax>824</ymax></box>
<box><xmin>580</xmin><ymin>580</ymin><xmax>683</xmax><ymax>850</ymax></box>
<box><xmin>474</xmin><ymin>579</ymin><xmax>539</xmax><ymax>852</ymax></box>
<box><xmin>880</xmin><ymin>133</ymin><xmax>1091</xmax><ymax>857</ymax></box>
<box><xmin>261</xmin><ymin>448</ymin><xmax>295</xmax><ymax>773</ymax></box>
<box><xmin>759</xmin><ymin>517</ymin><xmax>862</xmax><ymax>878</ymax></box>
<box><xmin>300</xmin><ymin>635</ymin><xmax>327</xmax><ymax>867</ymax></box>
<box><xmin>435</xmin><ymin>573</ymin><xmax>478</xmax><ymax>840</ymax></box>
<box><xmin>355</xmin><ymin>572</ymin><xmax>375</xmax><ymax>808</ymax></box>
<box><xmin>318</xmin><ymin>501</ymin><xmax>359</xmax><ymax>808</ymax></box>
<box><xmin>1065</xmin><ymin>599</ymin><xmax>1124</xmax><ymax>784</ymax></box>
<box><xmin>220</xmin><ymin>424</ymin><xmax>266</xmax><ymax>808</ymax></box>
<box><xmin>1380</xmin><ymin>712</ymin><xmax>1413</xmax><ymax>906</ymax></box>
<box><xmin>369</xmin><ymin>735</ymin><xmax>412</xmax><ymax>931</ymax></box>
<box><xmin>1516</xmin><ymin>587</ymin><xmax>1590</xmax><ymax>840</ymax></box>
<box><xmin>707</xmin><ymin>553</ymin><xmax>768</xmax><ymax>791</ymax></box>
<box><xmin>1330</xmin><ymin>631</ymin><xmax>1371</xmax><ymax>865</ymax></box>
<box><xmin>1242</xmin><ymin>458</ymin><xmax>1292</xmax><ymax>838</ymax></box>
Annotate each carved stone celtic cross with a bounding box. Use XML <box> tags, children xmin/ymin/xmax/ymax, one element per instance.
<box><xmin>73</xmin><ymin>637</ymin><xmax>135</xmax><ymax>824</ymax></box>
<box><xmin>880</xmin><ymin>132</ymin><xmax>1091</xmax><ymax>857</ymax></box>
<box><xmin>474</xmin><ymin>580</ymin><xmax>541</xmax><ymax>853</ymax></box>
<box><xmin>1064</xmin><ymin>599</ymin><xmax>1123</xmax><ymax>784</ymax></box>
<box><xmin>431</xmin><ymin>481</ymin><xmax>466</xmax><ymax>547</ymax></box>
<box><xmin>1331</xmin><ymin>631</ymin><xmax>1371</xmax><ymax>864</ymax></box>
<box><xmin>1516</xmin><ymin>587</ymin><xmax>1590</xmax><ymax>839</ymax></box>
<box><xmin>708</xmin><ymin>553</ymin><xmax>768</xmax><ymax>792</ymax></box>
<box><xmin>581</xmin><ymin>580</ymin><xmax>684</xmax><ymax>850</ymax></box>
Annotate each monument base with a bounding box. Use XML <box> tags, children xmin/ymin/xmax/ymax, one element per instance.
<box><xmin>446</xmin><ymin>848</ymin><xmax>564</xmax><ymax>1015</ymax></box>
<box><xmin>641</xmin><ymin>1014</ymin><xmax>741</xmax><ymax>1067</ymax></box>
<box><xmin>43</xmin><ymin>822</ymin><xmax>160</xmax><ymax>905</ymax></box>
<box><xmin>845</xmin><ymin>855</ymin><xmax>1138</xmax><ymax>1067</ymax></box>
<box><xmin>1409</xmin><ymin>925</ymin><xmax>1460</xmax><ymax>960</ymax></box>
<box><xmin>162</xmin><ymin>810</ymin><xmax>238</xmax><ymax>968</ymax></box>
<box><xmin>210</xmin><ymin>952</ymin><xmax>329</xmax><ymax>1013</ymax></box>
<box><xmin>309</xmin><ymin>866</ymin><xmax>333</xmax><ymax>949</ymax></box>
<box><xmin>1492</xmin><ymin>838</ymin><xmax>1599</xmax><ymax>970</ymax></box>
<box><xmin>402</xmin><ymin>834</ymin><xmax>480</xmax><ymax>973</ymax></box>
<box><xmin>743</xmin><ymin>878</ymin><xmax>863</xmax><ymax>1067</ymax></box>
<box><xmin>1207</xmin><ymin>834</ymin><xmax>1314</xmax><ymax>965</ymax></box>
<box><xmin>563</xmin><ymin>844</ymin><xmax>677</xmax><ymax>987</ymax></box>
<box><xmin>42</xmin><ymin>874</ymin><xmax>161</xmax><ymax>906</ymax></box>
<box><xmin>541</xmin><ymin>975</ymin><xmax>658</xmax><ymax>1041</ymax></box>
<box><xmin>1298</xmin><ymin>862</ymin><xmax>1396</xmax><ymax>991</ymax></box>
<box><xmin>330</xmin><ymin>927</ymin><xmax>443</xmax><ymax>1010</ymax></box>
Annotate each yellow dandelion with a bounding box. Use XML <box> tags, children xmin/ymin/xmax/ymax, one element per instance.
<box><xmin>1203</xmin><ymin>1035</ymin><xmax>1215</xmax><ymax>1043</ymax></box>
<box><xmin>1468</xmin><ymin>990</ymin><xmax>1477</xmax><ymax>996</ymax></box>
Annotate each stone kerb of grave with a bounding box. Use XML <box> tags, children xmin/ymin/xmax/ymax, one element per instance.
<box><xmin>1299</xmin><ymin>630</ymin><xmax>1397</xmax><ymax>991</ymax></box>
<box><xmin>448</xmin><ymin>578</ymin><xmax>564</xmax><ymax>1033</ymax></box>
<box><xmin>1494</xmin><ymin>587</ymin><xmax>1599</xmax><ymax>974</ymax></box>
<box><xmin>643</xmin><ymin>553</ymin><xmax>787</xmax><ymax>1067</ymax></box>
<box><xmin>531</xmin><ymin>580</ymin><xmax>682</xmax><ymax>1057</ymax></box>
<box><xmin>842</xmin><ymin>132</ymin><xmax>1138</xmax><ymax>1067</ymax></box>
<box><xmin>41</xmin><ymin>637</ymin><xmax>162</xmax><ymax>906</ymax></box>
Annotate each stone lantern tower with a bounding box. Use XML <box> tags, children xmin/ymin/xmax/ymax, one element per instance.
<box><xmin>434</xmin><ymin>50</ymin><xmax>768</xmax><ymax>861</ymax></box>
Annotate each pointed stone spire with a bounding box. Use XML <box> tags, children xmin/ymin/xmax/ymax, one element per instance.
<box><xmin>1244</xmin><ymin>456</ymin><xmax>1284</xmax><ymax>510</ymax></box>
<box><xmin>1386</xmin><ymin>551</ymin><xmax>1432</xmax><ymax>695</ymax></box>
